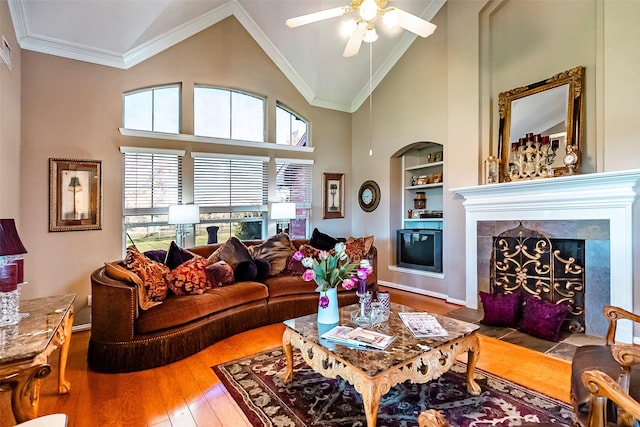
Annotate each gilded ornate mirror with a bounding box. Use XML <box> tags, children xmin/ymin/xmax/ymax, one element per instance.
<box><xmin>498</xmin><ymin>66</ymin><xmax>584</xmax><ymax>182</ymax></box>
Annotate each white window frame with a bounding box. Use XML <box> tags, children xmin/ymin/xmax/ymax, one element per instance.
<box><xmin>122</xmin><ymin>84</ymin><xmax>181</xmax><ymax>134</ymax></box>
<box><xmin>120</xmin><ymin>146</ymin><xmax>184</xmax><ymax>251</ymax></box>
<box><xmin>276</xmin><ymin>103</ymin><xmax>309</xmax><ymax>146</ymax></box>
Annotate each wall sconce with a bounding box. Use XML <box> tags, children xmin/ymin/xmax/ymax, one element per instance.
<box><xmin>0</xmin><ymin>218</ymin><xmax>28</xmax><ymax>326</ymax></box>
<box><xmin>168</xmin><ymin>204</ymin><xmax>200</xmax><ymax>247</ymax></box>
<box><xmin>270</xmin><ymin>202</ymin><xmax>296</xmax><ymax>234</ymax></box>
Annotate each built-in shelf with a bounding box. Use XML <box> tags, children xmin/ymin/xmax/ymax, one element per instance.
<box><xmin>404</xmin><ymin>183</ymin><xmax>443</xmax><ymax>190</ymax></box>
<box><xmin>405</xmin><ymin>161</ymin><xmax>444</xmax><ymax>171</ymax></box>
<box><xmin>118</xmin><ymin>128</ymin><xmax>315</xmax><ymax>153</ymax></box>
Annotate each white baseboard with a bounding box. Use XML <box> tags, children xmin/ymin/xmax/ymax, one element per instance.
<box><xmin>377</xmin><ymin>280</ymin><xmax>466</xmax><ymax>306</ymax></box>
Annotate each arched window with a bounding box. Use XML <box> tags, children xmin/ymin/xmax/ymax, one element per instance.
<box><xmin>276</xmin><ymin>103</ymin><xmax>308</xmax><ymax>146</ymax></box>
<box><xmin>194</xmin><ymin>86</ymin><xmax>265</xmax><ymax>142</ymax></box>
<box><xmin>123</xmin><ymin>85</ymin><xmax>180</xmax><ymax>133</ymax></box>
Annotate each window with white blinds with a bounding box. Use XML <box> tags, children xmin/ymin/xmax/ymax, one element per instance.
<box><xmin>275</xmin><ymin>158</ymin><xmax>313</xmax><ymax>239</ymax></box>
<box><xmin>122</xmin><ymin>149</ymin><xmax>183</xmax><ymax>251</ymax></box>
<box><xmin>192</xmin><ymin>153</ymin><xmax>269</xmax><ymax>243</ymax></box>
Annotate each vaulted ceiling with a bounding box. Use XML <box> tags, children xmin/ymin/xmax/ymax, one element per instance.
<box><xmin>8</xmin><ymin>0</ymin><xmax>444</xmax><ymax>112</ymax></box>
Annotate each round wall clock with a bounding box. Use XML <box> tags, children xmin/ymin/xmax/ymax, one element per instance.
<box><xmin>358</xmin><ymin>180</ymin><xmax>380</xmax><ymax>212</ymax></box>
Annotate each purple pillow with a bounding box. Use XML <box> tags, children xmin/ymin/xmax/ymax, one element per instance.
<box><xmin>144</xmin><ymin>249</ymin><xmax>167</xmax><ymax>264</ymax></box>
<box><xmin>254</xmin><ymin>258</ymin><xmax>271</xmax><ymax>281</ymax></box>
<box><xmin>234</xmin><ymin>260</ymin><xmax>258</xmax><ymax>282</ymax></box>
<box><xmin>165</xmin><ymin>241</ymin><xmax>195</xmax><ymax>270</ymax></box>
<box><xmin>479</xmin><ymin>291</ymin><xmax>520</xmax><ymax>327</ymax></box>
<box><xmin>518</xmin><ymin>296</ymin><xmax>571</xmax><ymax>342</ymax></box>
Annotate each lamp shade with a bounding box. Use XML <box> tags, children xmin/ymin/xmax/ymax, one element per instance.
<box><xmin>0</xmin><ymin>219</ymin><xmax>27</xmax><ymax>256</ymax></box>
<box><xmin>168</xmin><ymin>205</ymin><xmax>200</xmax><ymax>225</ymax></box>
<box><xmin>271</xmin><ymin>202</ymin><xmax>296</xmax><ymax>220</ymax></box>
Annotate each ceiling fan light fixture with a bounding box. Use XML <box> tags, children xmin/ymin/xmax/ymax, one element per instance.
<box><xmin>363</xmin><ymin>26</ymin><xmax>378</xmax><ymax>43</ymax></box>
<box><xmin>359</xmin><ymin>0</ymin><xmax>378</xmax><ymax>21</ymax></box>
<box><xmin>341</xmin><ymin>19</ymin><xmax>358</xmax><ymax>37</ymax></box>
<box><xmin>382</xmin><ymin>8</ymin><xmax>399</xmax><ymax>29</ymax></box>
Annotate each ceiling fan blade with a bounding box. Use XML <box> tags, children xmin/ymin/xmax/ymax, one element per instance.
<box><xmin>286</xmin><ymin>6</ymin><xmax>349</xmax><ymax>28</ymax></box>
<box><xmin>343</xmin><ymin>21</ymin><xmax>367</xmax><ymax>57</ymax></box>
<box><xmin>396</xmin><ymin>9</ymin><xmax>437</xmax><ymax>38</ymax></box>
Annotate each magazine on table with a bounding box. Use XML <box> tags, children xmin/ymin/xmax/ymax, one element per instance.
<box><xmin>321</xmin><ymin>325</ymin><xmax>396</xmax><ymax>350</ymax></box>
<box><xmin>398</xmin><ymin>312</ymin><xmax>449</xmax><ymax>338</ymax></box>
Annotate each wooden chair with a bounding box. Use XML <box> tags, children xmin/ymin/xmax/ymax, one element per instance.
<box><xmin>571</xmin><ymin>306</ymin><xmax>640</xmax><ymax>425</ymax></box>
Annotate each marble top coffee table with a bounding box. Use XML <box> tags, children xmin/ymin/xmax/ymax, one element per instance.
<box><xmin>282</xmin><ymin>302</ymin><xmax>480</xmax><ymax>427</ymax></box>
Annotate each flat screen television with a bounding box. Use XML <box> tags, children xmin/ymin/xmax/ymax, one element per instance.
<box><xmin>396</xmin><ymin>229</ymin><xmax>443</xmax><ymax>273</ymax></box>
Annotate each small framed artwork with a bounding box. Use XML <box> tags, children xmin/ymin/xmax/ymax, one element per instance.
<box><xmin>49</xmin><ymin>158</ymin><xmax>102</xmax><ymax>232</ymax></box>
<box><xmin>323</xmin><ymin>173</ymin><xmax>344</xmax><ymax>219</ymax></box>
<box><xmin>434</xmin><ymin>151</ymin><xmax>443</xmax><ymax>162</ymax></box>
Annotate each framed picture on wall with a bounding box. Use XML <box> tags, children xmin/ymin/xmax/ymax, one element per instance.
<box><xmin>49</xmin><ymin>158</ymin><xmax>102</xmax><ymax>232</ymax></box>
<box><xmin>323</xmin><ymin>173</ymin><xmax>344</xmax><ymax>219</ymax></box>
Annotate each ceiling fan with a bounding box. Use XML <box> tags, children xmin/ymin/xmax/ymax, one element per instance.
<box><xmin>286</xmin><ymin>0</ymin><xmax>437</xmax><ymax>57</ymax></box>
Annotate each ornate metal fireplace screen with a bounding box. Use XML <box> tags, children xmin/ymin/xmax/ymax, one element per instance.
<box><xmin>490</xmin><ymin>223</ymin><xmax>585</xmax><ymax>332</ymax></box>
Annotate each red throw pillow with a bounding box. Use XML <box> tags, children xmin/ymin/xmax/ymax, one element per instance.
<box><xmin>518</xmin><ymin>296</ymin><xmax>571</xmax><ymax>342</ymax></box>
<box><xmin>167</xmin><ymin>255</ymin><xmax>210</xmax><ymax>295</ymax></box>
<box><xmin>479</xmin><ymin>291</ymin><xmax>520</xmax><ymax>327</ymax></box>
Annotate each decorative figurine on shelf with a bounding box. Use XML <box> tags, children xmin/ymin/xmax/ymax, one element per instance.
<box><xmin>508</xmin><ymin>133</ymin><xmax>560</xmax><ymax>181</ymax></box>
<box><xmin>485</xmin><ymin>155</ymin><xmax>498</xmax><ymax>184</ymax></box>
<box><xmin>563</xmin><ymin>144</ymin><xmax>579</xmax><ymax>175</ymax></box>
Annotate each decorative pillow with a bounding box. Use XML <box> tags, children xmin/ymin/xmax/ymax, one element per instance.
<box><xmin>254</xmin><ymin>258</ymin><xmax>271</xmax><ymax>281</ymax></box>
<box><xmin>247</xmin><ymin>233</ymin><xmax>296</xmax><ymax>276</ymax></box>
<box><xmin>309</xmin><ymin>228</ymin><xmax>339</xmax><ymax>251</ymax></box>
<box><xmin>283</xmin><ymin>254</ymin><xmax>307</xmax><ymax>275</ymax></box>
<box><xmin>518</xmin><ymin>296</ymin><xmax>571</xmax><ymax>342</ymax></box>
<box><xmin>345</xmin><ymin>235</ymin><xmax>375</xmax><ymax>262</ymax></box>
<box><xmin>144</xmin><ymin>249</ymin><xmax>167</xmax><ymax>264</ymax></box>
<box><xmin>297</xmin><ymin>243</ymin><xmax>322</xmax><ymax>259</ymax></box>
<box><xmin>124</xmin><ymin>245</ymin><xmax>170</xmax><ymax>304</ymax></box>
<box><xmin>479</xmin><ymin>291</ymin><xmax>521</xmax><ymax>327</ymax></box>
<box><xmin>105</xmin><ymin>262</ymin><xmax>162</xmax><ymax>310</ymax></box>
<box><xmin>234</xmin><ymin>260</ymin><xmax>258</xmax><ymax>282</ymax></box>
<box><xmin>167</xmin><ymin>255</ymin><xmax>210</xmax><ymax>295</ymax></box>
<box><xmin>165</xmin><ymin>241</ymin><xmax>195</xmax><ymax>270</ymax></box>
<box><xmin>205</xmin><ymin>261</ymin><xmax>235</xmax><ymax>287</ymax></box>
<box><xmin>207</xmin><ymin>237</ymin><xmax>252</xmax><ymax>270</ymax></box>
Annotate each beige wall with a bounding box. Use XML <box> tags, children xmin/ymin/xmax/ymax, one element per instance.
<box><xmin>0</xmin><ymin>0</ymin><xmax>20</xmax><ymax>220</ymax></box>
<box><xmin>18</xmin><ymin>17</ymin><xmax>352</xmax><ymax>325</ymax></box>
<box><xmin>351</xmin><ymin>0</ymin><xmax>640</xmax><ymax>304</ymax></box>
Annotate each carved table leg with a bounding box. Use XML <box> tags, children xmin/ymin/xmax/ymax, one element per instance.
<box><xmin>1</xmin><ymin>364</ymin><xmax>52</xmax><ymax>423</ymax></box>
<box><xmin>57</xmin><ymin>305</ymin><xmax>74</xmax><ymax>394</ymax></box>
<box><xmin>465</xmin><ymin>334</ymin><xmax>481</xmax><ymax>395</ymax></box>
<box><xmin>281</xmin><ymin>328</ymin><xmax>294</xmax><ymax>384</ymax></box>
<box><xmin>360</xmin><ymin>381</ymin><xmax>382</xmax><ymax>427</ymax></box>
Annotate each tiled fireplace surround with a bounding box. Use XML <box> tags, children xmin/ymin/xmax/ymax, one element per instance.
<box><xmin>452</xmin><ymin>169</ymin><xmax>640</xmax><ymax>343</ymax></box>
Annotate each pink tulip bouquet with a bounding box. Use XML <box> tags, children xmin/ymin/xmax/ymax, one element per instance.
<box><xmin>293</xmin><ymin>242</ymin><xmax>372</xmax><ymax>308</ymax></box>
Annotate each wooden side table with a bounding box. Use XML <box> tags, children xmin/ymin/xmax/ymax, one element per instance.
<box><xmin>0</xmin><ymin>294</ymin><xmax>75</xmax><ymax>423</ymax></box>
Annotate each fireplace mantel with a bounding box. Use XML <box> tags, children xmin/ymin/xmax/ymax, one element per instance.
<box><xmin>451</xmin><ymin>169</ymin><xmax>640</xmax><ymax>342</ymax></box>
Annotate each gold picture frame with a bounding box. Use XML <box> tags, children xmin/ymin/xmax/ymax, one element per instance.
<box><xmin>49</xmin><ymin>158</ymin><xmax>102</xmax><ymax>232</ymax></box>
<box><xmin>323</xmin><ymin>173</ymin><xmax>344</xmax><ymax>219</ymax></box>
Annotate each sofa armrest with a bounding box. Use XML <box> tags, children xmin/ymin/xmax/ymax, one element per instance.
<box><xmin>90</xmin><ymin>267</ymin><xmax>137</xmax><ymax>342</ymax></box>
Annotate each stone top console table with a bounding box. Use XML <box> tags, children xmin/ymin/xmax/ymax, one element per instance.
<box><xmin>0</xmin><ymin>294</ymin><xmax>75</xmax><ymax>423</ymax></box>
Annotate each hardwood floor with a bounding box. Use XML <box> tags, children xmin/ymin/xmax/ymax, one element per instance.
<box><xmin>0</xmin><ymin>290</ymin><xmax>571</xmax><ymax>426</ymax></box>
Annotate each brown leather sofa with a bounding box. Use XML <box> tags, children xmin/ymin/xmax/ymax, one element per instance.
<box><xmin>88</xmin><ymin>239</ymin><xmax>377</xmax><ymax>373</ymax></box>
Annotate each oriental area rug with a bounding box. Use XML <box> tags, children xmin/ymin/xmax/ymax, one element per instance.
<box><xmin>212</xmin><ymin>347</ymin><xmax>573</xmax><ymax>427</ymax></box>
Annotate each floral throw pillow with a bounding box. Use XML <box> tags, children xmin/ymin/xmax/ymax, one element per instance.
<box><xmin>345</xmin><ymin>235</ymin><xmax>374</xmax><ymax>262</ymax></box>
<box><xmin>167</xmin><ymin>255</ymin><xmax>211</xmax><ymax>295</ymax></box>
<box><xmin>124</xmin><ymin>245</ymin><xmax>170</xmax><ymax>304</ymax></box>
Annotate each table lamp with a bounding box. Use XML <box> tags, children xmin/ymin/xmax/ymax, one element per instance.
<box><xmin>0</xmin><ymin>218</ymin><xmax>28</xmax><ymax>326</ymax></box>
<box><xmin>270</xmin><ymin>202</ymin><xmax>296</xmax><ymax>234</ymax></box>
<box><xmin>168</xmin><ymin>204</ymin><xmax>200</xmax><ymax>247</ymax></box>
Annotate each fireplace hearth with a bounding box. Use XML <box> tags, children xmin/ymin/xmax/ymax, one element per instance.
<box><xmin>452</xmin><ymin>169</ymin><xmax>640</xmax><ymax>342</ymax></box>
